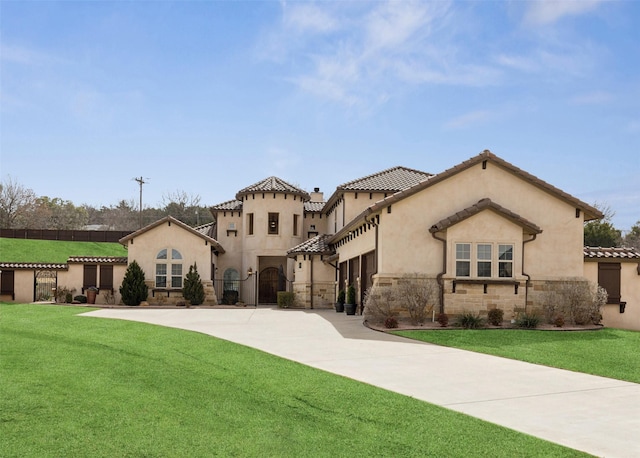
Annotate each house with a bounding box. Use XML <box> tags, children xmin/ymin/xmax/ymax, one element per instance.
<box><xmin>118</xmin><ymin>216</ymin><xmax>224</xmax><ymax>305</ymax></box>
<box><xmin>2</xmin><ymin>150</ymin><xmax>638</xmax><ymax>330</ymax></box>
<box><xmin>584</xmin><ymin>247</ymin><xmax>640</xmax><ymax>331</ymax></box>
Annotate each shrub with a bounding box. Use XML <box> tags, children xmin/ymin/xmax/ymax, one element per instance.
<box><xmin>119</xmin><ymin>260</ymin><xmax>148</xmax><ymax>306</ymax></box>
<box><xmin>436</xmin><ymin>312</ymin><xmax>449</xmax><ymax>327</ymax></box>
<box><xmin>222</xmin><ymin>290</ymin><xmax>239</xmax><ymax>305</ymax></box>
<box><xmin>346</xmin><ymin>285</ymin><xmax>356</xmax><ymax>305</ymax></box>
<box><xmin>183</xmin><ymin>263</ymin><xmax>205</xmax><ymax>306</ymax></box>
<box><xmin>397</xmin><ymin>274</ymin><xmax>438</xmax><ymax>325</ymax></box>
<box><xmin>487</xmin><ymin>308</ymin><xmax>504</xmax><ymax>326</ymax></box>
<box><xmin>363</xmin><ymin>285</ymin><xmax>395</xmax><ymax>325</ymax></box>
<box><xmin>456</xmin><ymin>312</ymin><xmax>485</xmax><ymax>329</ymax></box>
<box><xmin>74</xmin><ymin>295</ymin><xmax>87</xmax><ymax>304</ymax></box>
<box><xmin>553</xmin><ymin>313</ymin><xmax>565</xmax><ymax>328</ymax></box>
<box><xmin>516</xmin><ymin>313</ymin><xmax>540</xmax><ymax>329</ymax></box>
<box><xmin>337</xmin><ymin>289</ymin><xmax>345</xmax><ymax>305</ymax></box>
<box><xmin>543</xmin><ymin>279</ymin><xmax>606</xmax><ymax>325</ymax></box>
<box><xmin>277</xmin><ymin>291</ymin><xmax>295</xmax><ymax>308</ymax></box>
<box><xmin>384</xmin><ymin>316</ymin><xmax>398</xmax><ymax>329</ymax></box>
<box><xmin>55</xmin><ymin>286</ymin><xmax>76</xmax><ymax>303</ymax></box>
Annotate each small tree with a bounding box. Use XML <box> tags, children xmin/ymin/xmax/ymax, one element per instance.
<box><xmin>119</xmin><ymin>260</ymin><xmax>148</xmax><ymax>306</ymax></box>
<box><xmin>183</xmin><ymin>263</ymin><xmax>205</xmax><ymax>306</ymax></box>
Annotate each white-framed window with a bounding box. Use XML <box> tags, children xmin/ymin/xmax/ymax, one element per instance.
<box><xmin>156</xmin><ymin>249</ymin><xmax>183</xmax><ymax>288</ymax></box>
<box><xmin>477</xmin><ymin>244</ymin><xmax>492</xmax><ymax>278</ymax></box>
<box><xmin>455</xmin><ymin>242</ymin><xmax>514</xmax><ymax>278</ymax></box>
<box><xmin>455</xmin><ymin>243</ymin><xmax>471</xmax><ymax>277</ymax></box>
<box><xmin>498</xmin><ymin>244</ymin><xmax>514</xmax><ymax>278</ymax></box>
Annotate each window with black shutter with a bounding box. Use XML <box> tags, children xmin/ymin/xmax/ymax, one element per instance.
<box><xmin>598</xmin><ymin>262</ymin><xmax>621</xmax><ymax>304</ymax></box>
<box><xmin>83</xmin><ymin>265</ymin><xmax>97</xmax><ymax>290</ymax></box>
<box><xmin>100</xmin><ymin>265</ymin><xmax>114</xmax><ymax>290</ymax></box>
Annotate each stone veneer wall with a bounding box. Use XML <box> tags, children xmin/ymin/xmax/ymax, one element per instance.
<box><xmin>292</xmin><ymin>282</ymin><xmax>336</xmax><ymax>309</ymax></box>
<box><xmin>143</xmin><ymin>280</ymin><xmax>218</xmax><ymax>306</ymax></box>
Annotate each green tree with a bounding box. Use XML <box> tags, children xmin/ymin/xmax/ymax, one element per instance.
<box><xmin>182</xmin><ymin>263</ymin><xmax>205</xmax><ymax>305</ymax></box>
<box><xmin>584</xmin><ymin>202</ymin><xmax>621</xmax><ymax>247</ymax></box>
<box><xmin>623</xmin><ymin>221</ymin><xmax>640</xmax><ymax>250</ymax></box>
<box><xmin>119</xmin><ymin>261</ymin><xmax>148</xmax><ymax>306</ymax></box>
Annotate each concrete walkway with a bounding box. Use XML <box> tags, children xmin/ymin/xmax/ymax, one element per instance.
<box><xmin>83</xmin><ymin>307</ymin><xmax>640</xmax><ymax>458</ymax></box>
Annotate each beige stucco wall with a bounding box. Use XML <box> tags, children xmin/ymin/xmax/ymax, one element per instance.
<box><xmin>303</xmin><ymin>213</ymin><xmax>327</xmax><ymax>237</ymax></box>
<box><xmin>57</xmin><ymin>264</ymin><xmax>127</xmax><ymax>304</ymax></box>
<box><xmin>375</xmin><ymin>161</ymin><xmax>584</xmax><ymax>280</ymax></box>
<box><xmin>239</xmin><ymin>193</ymin><xmax>304</xmax><ymax>283</ymax></box>
<box><xmin>124</xmin><ymin>220</ymin><xmax>217</xmax><ymax>304</ymax></box>
<box><xmin>584</xmin><ymin>260</ymin><xmax>640</xmax><ymax>331</ymax></box>
<box><xmin>7</xmin><ymin>270</ymin><xmax>38</xmax><ymax>303</ymax></box>
<box><xmin>339</xmin><ymin>160</ymin><xmax>589</xmax><ymax>318</ymax></box>
<box><xmin>291</xmin><ymin>255</ymin><xmax>336</xmax><ymax>309</ymax></box>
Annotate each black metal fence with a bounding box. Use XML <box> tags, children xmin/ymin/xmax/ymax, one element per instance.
<box><xmin>214</xmin><ymin>276</ymin><xmax>257</xmax><ymax>306</ymax></box>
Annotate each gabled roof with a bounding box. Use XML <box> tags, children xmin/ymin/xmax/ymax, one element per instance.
<box><xmin>67</xmin><ymin>256</ymin><xmax>128</xmax><ymax>264</ymax></box>
<box><xmin>194</xmin><ymin>222</ymin><xmax>216</xmax><ymax>238</ymax></box>
<box><xmin>119</xmin><ymin>216</ymin><xmax>225</xmax><ymax>254</ymax></box>
<box><xmin>429</xmin><ymin>151</ymin><xmax>603</xmax><ymax>220</ymax></box>
<box><xmin>584</xmin><ymin>246</ymin><xmax>640</xmax><ymax>260</ymax></box>
<box><xmin>236</xmin><ymin>176</ymin><xmax>310</xmax><ymax>201</ymax></box>
<box><xmin>287</xmin><ymin>234</ymin><xmax>335</xmax><ymax>257</ymax></box>
<box><xmin>429</xmin><ymin>198</ymin><xmax>543</xmax><ymax>234</ymax></box>
<box><xmin>338</xmin><ymin>166</ymin><xmax>432</xmax><ymax>192</ymax></box>
<box><xmin>331</xmin><ymin>150</ymin><xmax>596</xmax><ymax>243</ymax></box>
<box><xmin>210</xmin><ymin>199</ymin><xmax>243</xmax><ymax>212</ymax></box>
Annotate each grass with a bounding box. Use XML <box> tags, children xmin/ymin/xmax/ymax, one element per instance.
<box><xmin>0</xmin><ymin>304</ymin><xmax>589</xmax><ymax>458</ymax></box>
<box><xmin>393</xmin><ymin>328</ymin><xmax>640</xmax><ymax>384</ymax></box>
<box><xmin>0</xmin><ymin>238</ymin><xmax>127</xmax><ymax>263</ymax></box>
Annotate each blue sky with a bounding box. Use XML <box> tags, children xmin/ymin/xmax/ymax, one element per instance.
<box><xmin>1</xmin><ymin>1</ymin><xmax>638</xmax><ymax>231</ymax></box>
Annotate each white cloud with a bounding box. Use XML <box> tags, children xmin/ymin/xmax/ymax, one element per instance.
<box><xmin>524</xmin><ymin>0</ymin><xmax>604</xmax><ymax>26</ymax></box>
<box><xmin>570</xmin><ymin>91</ymin><xmax>614</xmax><ymax>105</ymax></box>
<box><xmin>283</xmin><ymin>2</ymin><xmax>338</xmax><ymax>33</ymax></box>
<box><xmin>444</xmin><ymin>110</ymin><xmax>492</xmax><ymax>130</ymax></box>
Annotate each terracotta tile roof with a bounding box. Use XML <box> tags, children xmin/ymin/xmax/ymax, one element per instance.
<box><xmin>584</xmin><ymin>246</ymin><xmax>640</xmax><ymax>259</ymax></box>
<box><xmin>0</xmin><ymin>262</ymin><xmax>68</xmax><ymax>270</ymax></box>
<box><xmin>287</xmin><ymin>234</ymin><xmax>334</xmax><ymax>256</ymax></box>
<box><xmin>194</xmin><ymin>222</ymin><xmax>216</xmax><ymax>238</ymax></box>
<box><xmin>210</xmin><ymin>199</ymin><xmax>243</xmax><ymax>212</ymax></box>
<box><xmin>236</xmin><ymin>177</ymin><xmax>310</xmax><ymax>201</ymax></box>
<box><xmin>119</xmin><ymin>216</ymin><xmax>225</xmax><ymax>254</ymax></box>
<box><xmin>429</xmin><ymin>198</ymin><xmax>543</xmax><ymax>234</ymax></box>
<box><xmin>331</xmin><ymin>150</ymin><xmax>603</xmax><ymax>244</ymax></box>
<box><xmin>67</xmin><ymin>256</ymin><xmax>128</xmax><ymax>264</ymax></box>
<box><xmin>338</xmin><ymin>166</ymin><xmax>432</xmax><ymax>192</ymax></box>
<box><xmin>304</xmin><ymin>201</ymin><xmax>325</xmax><ymax>212</ymax></box>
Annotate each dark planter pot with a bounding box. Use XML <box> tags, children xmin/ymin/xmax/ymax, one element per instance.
<box><xmin>86</xmin><ymin>289</ymin><xmax>98</xmax><ymax>305</ymax></box>
<box><xmin>335</xmin><ymin>302</ymin><xmax>345</xmax><ymax>313</ymax></box>
<box><xmin>345</xmin><ymin>303</ymin><xmax>357</xmax><ymax>315</ymax></box>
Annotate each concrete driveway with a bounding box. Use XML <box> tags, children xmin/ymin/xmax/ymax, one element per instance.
<box><xmin>83</xmin><ymin>307</ymin><xmax>640</xmax><ymax>458</ymax></box>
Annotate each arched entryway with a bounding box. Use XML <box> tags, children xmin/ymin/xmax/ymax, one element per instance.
<box><xmin>258</xmin><ymin>267</ymin><xmax>278</xmax><ymax>304</ymax></box>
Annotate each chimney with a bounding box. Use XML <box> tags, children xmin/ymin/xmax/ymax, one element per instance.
<box><xmin>310</xmin><ymin>187</ymin><xmax>324</xmax><ymax>202</ymax></box>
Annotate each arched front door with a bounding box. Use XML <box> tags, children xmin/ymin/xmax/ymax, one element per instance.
<box><xmin>259</xmin><ymin>267</ymin><xmax>279</xmax><ymax>304</ymax></box>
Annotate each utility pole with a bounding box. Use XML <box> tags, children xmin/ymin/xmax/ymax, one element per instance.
<box><xmin>134</xmin><ymin>177</ymin><xmax>147</xmax><ymax>229</ymax></box>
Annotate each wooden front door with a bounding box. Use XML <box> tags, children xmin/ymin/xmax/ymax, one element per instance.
<box><xmin>259</xmin><ymin>267</ymin><xmax>279</xmax><ymax>304</ymax></box>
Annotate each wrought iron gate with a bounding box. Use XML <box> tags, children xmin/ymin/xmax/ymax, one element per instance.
<box><xmin>34</xmin><ymin>270</ymin><xmax>57</xmax><ymax>302</ymax></box>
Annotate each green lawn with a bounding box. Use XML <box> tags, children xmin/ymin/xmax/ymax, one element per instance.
<box><xmin>0</xmin><ymin>304</ymin><xmax>588</xmax><ymax>458</ymax></box>
<box><xmin>393</xmin><ymin>328</ymin><xmax>640</xmax><ymax>384</ymax></box>
<box><xmin>0</xmin><ymin>238</ymin><xmax>127</xmax><ymax>263</ymax></box>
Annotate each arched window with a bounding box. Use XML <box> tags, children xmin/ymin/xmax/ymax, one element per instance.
<box><xmin>156</xmin><ymin>249</ymin><xmax>183</xmax><ymax>288</ymax></box>
<box><xmin>223</xmin><ymin>268</ymin><xmax>240</xmax><ymax>292</ymax></box>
